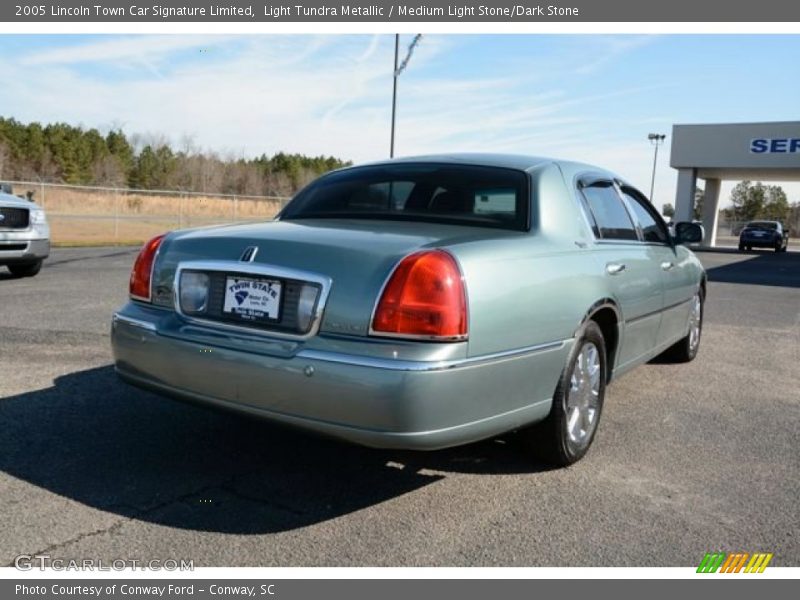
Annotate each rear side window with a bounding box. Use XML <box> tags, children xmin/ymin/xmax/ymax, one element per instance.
<box><xmin>280</xmin><ymin>163</ymin><xmax>529</xmax><ymax>231</ymax></box>
<box><xmin>579</xmin><ymin>182</ymin><xmax>637</xmax><ymax>241</ymax></box>
<box><xmin>621</xmin><ymin>188</ymin><xmax>669</xmax><ymax>244</ymax></box>
<box><xmin>747</xmin><ymin>221</ymin><xmax>778</xmax><ymax>230</ymax></box>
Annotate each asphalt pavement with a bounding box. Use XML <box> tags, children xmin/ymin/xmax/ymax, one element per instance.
<box><xmin>0</xmin><ymin>246</ymin><xmax>798</xmax><ymax>567</ymax></box>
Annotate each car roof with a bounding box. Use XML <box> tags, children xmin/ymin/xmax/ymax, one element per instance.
<box><xmin>346</xmin><ymin>152</ymin><xmax>601</xmax><ymax>174</ymax></box>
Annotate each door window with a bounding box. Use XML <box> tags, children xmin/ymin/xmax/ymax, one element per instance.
<box><xmin>620</xmin><ymin>187</ymin><xmax>669</xmax><ymax>244</ymax></box>
<box><xmin>579</xmin><ymin>181</ymin><xmax>638</xmax><ymax>241</ymax></box>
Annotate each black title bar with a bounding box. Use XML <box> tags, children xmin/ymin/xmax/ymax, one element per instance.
<box><xmin>4</xmin><ymin>0</ymin><xmax>800</xmax><ymax>22</ymax></box>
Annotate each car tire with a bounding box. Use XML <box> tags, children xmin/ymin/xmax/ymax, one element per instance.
<box><xmin>775</xmin><ymin>242</ymin><xmax>782</xmax><ymax>253</ymax></box>
<box><xmin>7</xmin><ymin>260</ymin><xmax>43</xmax><ymax>278</ymax></box>
<box><xmin>658</xmin><ymin>288</ymin><xmax>704</xmax><ymax>363</ymax></box>
<box><xmin>738</xmin><ymin>243</ymin><xmax>744</xmax><ymax>251</ymax></box>
<box><xmin>524</xmin><ymin>320</ymin><xmax>606</xmax><ymax>467</ymax></box>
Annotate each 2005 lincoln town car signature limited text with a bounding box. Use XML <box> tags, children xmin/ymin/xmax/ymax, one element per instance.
<box><xmin>111</xmin><ymin>154</ymin><xmax>706</xmax><ymax>466</ymax></box>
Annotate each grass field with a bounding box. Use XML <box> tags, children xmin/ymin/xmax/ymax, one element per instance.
<box><xmin>33</xmin><ymin>186</ymin><xmax>284</xmax><ymax>245</ymax></box>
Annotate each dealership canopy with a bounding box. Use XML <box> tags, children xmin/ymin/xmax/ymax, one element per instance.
<box><xmin>670</xmin><ymin>121</ymin><xmax>800</xmax><ymax>246</ymax></box>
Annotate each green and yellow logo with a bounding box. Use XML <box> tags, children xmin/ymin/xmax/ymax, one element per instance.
<box><xmin>697</xmin><ymin>552</ymin><xmax>773</xmax><ymax>573</ymax></box>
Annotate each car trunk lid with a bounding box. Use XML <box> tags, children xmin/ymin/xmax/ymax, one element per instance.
<box><xmin>154</xmin><ymin>218</ymin><xmax>522</xmax><ymax>337</ymax></box>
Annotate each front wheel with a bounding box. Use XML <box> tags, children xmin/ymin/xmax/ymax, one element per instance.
<box><xmin>7</xmin><ymin>260</ymin><xmax>43</xmax><ymax>277</ymax></box>
<box><xmin>524</xmin><ymin>321</ymin><xmax>606</xmax><ymax>467</ymax></box>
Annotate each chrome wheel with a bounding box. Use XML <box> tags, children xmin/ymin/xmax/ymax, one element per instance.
<box><xmin>529</xmin><ymin>320</ymin><xmax>605</xmax><ymax>466</ymax></box>
<box><xmin>688</xmin><ymin>292</ymin><xmax>702</xmax><ymax>352</ymax></box>
<box><xmin>565</xmin><ymin>342</ymin><xmax>601</xmax><ymax>448</ymax></box>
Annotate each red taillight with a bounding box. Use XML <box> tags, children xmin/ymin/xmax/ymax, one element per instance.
<box><xmin>371</xmin><ymin>250</ymin><xmax>468</xmax><ymax>340</ymax></box>
<box><xmin>129</xmin><ymin>233</ymin><xmax>167</xmax><ymax>302</ymax></box>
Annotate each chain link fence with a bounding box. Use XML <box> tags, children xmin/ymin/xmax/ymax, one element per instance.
<box><xmin>4</xmin><ymin>180</ymin><xmax>798</xmax><ymax>248</ymax></box>
<box><xmin>3</xmin><ymin>181</ymin><xmax>290</xmax><ymax>245</ymax></box>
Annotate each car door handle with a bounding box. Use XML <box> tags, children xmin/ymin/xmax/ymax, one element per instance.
<box><xmin>606</xmin><ymin>263</ymin><xmax>626</xmax><ymax>275</ymax></box>
<box><xmin>661</xmin><ymin>261</ymin><xmax>674</xmax><ymax>271</ymax></box>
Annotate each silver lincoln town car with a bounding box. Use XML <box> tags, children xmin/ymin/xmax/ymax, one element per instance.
<box><xmin>111</xmin><ymin>154</ymin><xmax>706</xmax><ymax>466</ymax></box>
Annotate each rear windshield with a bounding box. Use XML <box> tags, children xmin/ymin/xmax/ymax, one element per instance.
<box><xmin>279</xmin><ymin>163</ymin><xmax>530</xmax><ymax>231</ymax></box>
<box><xmin>746</xmin><ymin>221</ymin><xmax>778</xmax><ymax>230</ymax></box>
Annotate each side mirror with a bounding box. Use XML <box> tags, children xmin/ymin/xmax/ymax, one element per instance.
<box><xmin>674</xmin><ymin>221</ymin><xmax>704</xmax><ymax>245</ymax></box>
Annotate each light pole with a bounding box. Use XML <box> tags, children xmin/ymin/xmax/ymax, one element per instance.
<box><xmin>648</xmin><ymin>133</ymin><xmax>666</xmax><ymax>202</ymax></box>
<box><xmin>389</xmin><ymin>34</ymin><xmax>399</xmax><ymax>158</ymax></box>
<box><xmin>389</xmin><ymin>34</ymin><xmax>422</xmax><ymax>158</ymax></box>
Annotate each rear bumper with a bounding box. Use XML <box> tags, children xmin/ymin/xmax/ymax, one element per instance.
<box><xmin>739</xmin><ymin>236</ymin><xmax>781</xmax><ymax>248</ymax></box>
<box><xmin>111</xmin><ymin>304</ymin><xmax>569</xmax><ymax>450</ymax></box>
<box><xmin>0</xmin><ymin>238</ymin><xmax>50</xmax><ymax>263</ymax></box>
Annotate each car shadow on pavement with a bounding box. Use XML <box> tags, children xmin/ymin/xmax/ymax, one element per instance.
<box><xmin>704</xmin><ymin>250</ymin><xmax>800</xmax><ymax>289</ymax></box>
<box><xmin>0</xmin><ymin>365</ymin><xmax>552</xmax><ymax>535</ymax></box>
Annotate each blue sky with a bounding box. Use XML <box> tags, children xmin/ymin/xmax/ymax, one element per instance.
<box><xmin>1</xmin><ymin>34</ymin><xmax>799</xmax><ymax>206</ymax></box>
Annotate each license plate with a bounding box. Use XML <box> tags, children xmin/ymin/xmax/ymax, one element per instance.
<box><xmin>753</xmin><ymin>231</ymin><xmax>764</xmax><ymax>236</ymax></box>
<box><xmin>222</xmin><ymin>276</ymin><xmax>281</xmax><ymax>322</ymax></box>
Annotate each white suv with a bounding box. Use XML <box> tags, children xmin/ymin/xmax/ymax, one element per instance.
<box><xmin>0</xmin><ymin>187</ymin><xmax>50</xmax><ymax>277</ymax></box>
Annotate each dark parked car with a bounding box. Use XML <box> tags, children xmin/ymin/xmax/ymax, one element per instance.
<box><xmin>738</xmin><ymin>221</ymin><xmax>789</xmax><ymax>252</ymax></box>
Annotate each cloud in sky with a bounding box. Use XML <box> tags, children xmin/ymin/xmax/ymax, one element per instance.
<box><xmin>19</xmin><ymin>35</ymin><xmax>225</xmax><ymax>66</ymax></box>
<box><xmin>1</xmin><ymin>33</ymin><xmax>799</xmax><ymax>206</ymax></box>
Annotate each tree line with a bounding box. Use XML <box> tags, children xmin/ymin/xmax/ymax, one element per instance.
<box><xmin>0</xmin><ymin>117</ymin><xmax>351</xmax><ymax>197</ymax></box>
<box><xmin>719</xmin><ymin>181</ymin><xmax>800</xmax><ymax>236</ymax></box>
<box><xmin>725</xmin><ymin>181</ymin><xmax>792</xmax><ymax>223</ymax></box>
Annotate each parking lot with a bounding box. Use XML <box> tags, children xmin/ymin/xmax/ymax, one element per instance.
<box><xmin>0</xmin><ymin>247</ymin><xmax>798</xmax><ymax>567</ymax></box>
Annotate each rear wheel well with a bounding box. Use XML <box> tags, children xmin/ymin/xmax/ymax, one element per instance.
<box><xmin>589</xmin><ymin>307</ymin><xmax>619</xmax><ymax>383</ymax></box>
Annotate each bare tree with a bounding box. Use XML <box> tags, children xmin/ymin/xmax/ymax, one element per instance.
<box><xmin>180</xmin><ymin>134</ymin><xmax>196</xmax><ymax>154</ymax></box>
<box><xmin>0</xmin><ymin>141</ymin><xmax>9</xmax><ymax>179</ymax></box>
<box><xmin>91</xmin><ymin>154</ymin><xmax>127</xmax><ymax>187</ymax></box>
<box><xmin>266</xmin><ymin>172</ymin><xmax>295</xmax><ymax>197</ymax></box>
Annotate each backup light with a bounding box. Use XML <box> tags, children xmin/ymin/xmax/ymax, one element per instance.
<box><xmin>371</xmin><ymin>249</ymin><xmax>468</xmax><ymax>340</ymax></box>
<box><xmin>179</xmin><ymin>271</ymin><xmax>210</xmax><ymax>314</ymax></box>
<box><xmin>297</xmin><ymin>283</ymin><xmax>321</xmax><ymax>332</ymax></box>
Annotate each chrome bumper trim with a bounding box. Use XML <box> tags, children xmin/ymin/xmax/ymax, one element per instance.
<box><xmin>112</xmin><ymin>312</ymin><xmax>158</xmax><ymax>332</ymax></box>
<box><xmin>113</xmin><ymin>308</ymin><xmax>567</xmax><ymax>372</ymax></box>
<box><xmin>296</xmin><ymin>340</ymin><xmax>567</xmax><ymax>372</ymax></box>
